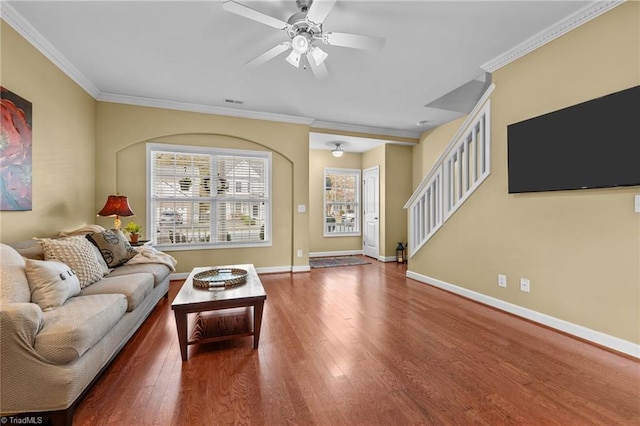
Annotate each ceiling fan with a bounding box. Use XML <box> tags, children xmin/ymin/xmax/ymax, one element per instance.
<box><xmin>222</xmin><ymin>0</ymin><xmax>385</xmax><ymax>79</ymax></box>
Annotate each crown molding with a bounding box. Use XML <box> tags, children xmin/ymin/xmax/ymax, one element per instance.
<box><xmin>1</xmin><ymin>2</ymin><xmax>101</xmax><ymax>98</ymax></box>
<box><xmin>3</xmin><ymin>0</ymin><xmax>623</xmax><ymax>137</ymax></box>
<box><xmin>482</xmin><ymin>0</ymin><xmax>624</xmax><ymax>72</ymax></box>
<box><xmin>97</xmin><ymin>93</ymin><xmax>315</xmax><ymax>126</ymax></box>
<box><xmin>311</xmin><ymin>120</ymin><xmax>421</xmax><ymax>139</ymax></box>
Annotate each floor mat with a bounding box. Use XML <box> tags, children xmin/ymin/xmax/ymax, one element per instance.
<box><xmin>309</xmin><ymin>256</ymin><xmax>371</xmax><ymax>269</ymax></box>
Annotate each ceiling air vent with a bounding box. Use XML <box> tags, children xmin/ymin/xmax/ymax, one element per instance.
<box><xmin>224</xmin><ymin>98</ymin><xmax>244</xmax><ymax>105</ymax></box>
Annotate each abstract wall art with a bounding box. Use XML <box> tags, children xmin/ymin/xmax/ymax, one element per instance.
<box><xmin>1</xmin><ymin>87</ymin><xmax>32</xmax><ymax>211</ymax></box>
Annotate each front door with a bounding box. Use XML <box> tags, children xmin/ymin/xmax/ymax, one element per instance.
<box><xmin>362</xmin><ymin>166</ymin><xmax>379</xmax><ymax>259</ymax></box>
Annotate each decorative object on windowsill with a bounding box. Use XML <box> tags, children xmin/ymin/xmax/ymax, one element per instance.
<box><xmin>179</xmin><ymin>177</ymin><xmax>192</xmax><ymax>192</ymax></box>
<box><xmin>217</xmin><ymin>174</ymin><xmax>228</xmax><ymax>194</ymax></box>
<box><xmin>331</xmin><ymin>143</ymin><xmax>344</xmax><ymax>158</ymax></box>
<box><xmin>123</xmin><ymin>221</ymin><xmax>142</xmax><ymax>244</ymax></box>
<box><xmin>192</xmin><ymin>268</ymin><xmax>248</xmax><ymax>289</ymax></box>
<box><xmin>396</xmin><ymin>242</ymin><xmax>406</xmax><ymax>264</ymax></box>
<box><xmin>97</xmin><ymin>195</ymin><xmax>135</xmax><ymax>230</ymax></box>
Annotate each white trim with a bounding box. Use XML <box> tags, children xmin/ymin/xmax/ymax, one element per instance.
<box><xmin>291</xmin><ymin>265</ymin><xmax>311</xmax><ymax>273</ymax></box>
<box><xmin>378</xmin><ymin>255</ymin><xmax>397</xmax><ymax>263</ymax></box>
<box><xmin>0</xmin><ymin>3</ymin><xmax>100</xmax><ymax>97</ymax></box>
<box><xmin>146</xmin><ymin>143</ymin><xmax>272</xmax><ymax>249</ymax></box>
<box><xmin>258</xmin><ymin>265</ymin><xmax>297</xmax><ymax>274</ymax></box>
<box><xmin>169</xmin><ymin>272</ymin><xmax>189</xmax><ymax>281</ymax></box>
<box><xmin>3</xmin><ymin>1</ymin><xmax>623</xmax><ymax>138</ymax></box>
<box><xmin>405</xmin><ymin>85</ymin><xmax>495</xmax><ymax>209</ymax></box>
<box><xmin>482</xmin><ymin>1</ymin><xmax>624</xmax><ymax>72</ymax></box>
<box><xmin>99</xmin><ymin>93</ymin><xmax>314</xmax><ymax>126</ymax></box>
<box><xmin>311</xmin><ymin>120</ymin><xmax>421</xmax><ymax>139</ymax></box>
<box><xmin>309</xmin><ymin>250</ymin><xmax>363</xmax><ymax>258</ymax></box>
<box><xmin>406</xmin><ymin>270</ymin><xmax>640</xmax><ymax>359</ymax></box>
<box><xmin>323</xmin><ymin>167</ymin><xmax>362</xmax><ymax>237</ymax></box>
<box><xmin>442</xmin><ymin>104</ymin><xmax>491</xmax><ymax>223</ymax></box>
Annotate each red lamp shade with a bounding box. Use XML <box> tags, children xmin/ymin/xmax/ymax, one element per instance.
<box><xmin>97</xmin><ymin>195</ymin><xmax>134</xmax><ymax>229</ymax></box>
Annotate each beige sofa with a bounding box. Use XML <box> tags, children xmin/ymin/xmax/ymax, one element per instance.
<box><xmin>0</xmin><ymin>237</ymin><xmax>172</xmax><ymax>425</ymax></box>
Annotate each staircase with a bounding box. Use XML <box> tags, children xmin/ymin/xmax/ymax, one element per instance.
<box><xmin>404</xmin><ymin>84</ymin><xmax>494</xmax><ymax>257</ymax></box>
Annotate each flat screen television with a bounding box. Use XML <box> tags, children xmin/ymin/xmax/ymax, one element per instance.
<box><xmin>507</xmin><ymin>85</ymin><xmax>640</xmax><ymax>194</ymax></box>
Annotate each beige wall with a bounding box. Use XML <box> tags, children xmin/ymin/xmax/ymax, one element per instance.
<box><xmin>310</xmin><ymin>143</ymin><xmax>413</xmax><ymax>259</ymax></box>
<box><xmin>96</xmin><ymin>102</ymin><xmax>309</xmax><ymax>272</ymax></box>
<box><xmin>309</xmin><ymin>150</ymin><xmax>362</xmax><ymax>254</ymax></box>
<box><xmin>384</xmin><ymin>144</ymin><xmax>413</xmax><ymax>257</ymax></box>
<box><xmin>0</xmin><ymin>22</ymin><xmax>96</xmax><ymax>243</ymax></box>
<box><xmin>410</xmin><ymin>2</ymin><xmax>640</xmax><ymax>343</ymax></box>
<box><xmin>411</xmin><ymin>117</ymin><xmax>465</xmax><ymax>191</ymax></box>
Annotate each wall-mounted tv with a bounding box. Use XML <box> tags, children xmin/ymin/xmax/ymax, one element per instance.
<box><xmin>507</xmin><ymin>85</ymin><xmax>640</xmax><ymax>194</ymax></box>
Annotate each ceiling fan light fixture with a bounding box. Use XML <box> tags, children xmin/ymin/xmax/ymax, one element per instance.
<box><xmin>285</xmin><ymin>50</ymin><xmax>302</xmax><ymax>67</ymax></box>
<box><xmin>331</xmin><ymin>143</ymin><xmax>344</xmax><ymax>158</ymax></box>
<box><xmin>309</xmin><ymin>45</ymin><xmax>328</xmax><ymax>66</ymax></box>
<box><xmin>291</xmin><ymin>32</ymin><xmax>310</xmax><ymax>54</ymax></box>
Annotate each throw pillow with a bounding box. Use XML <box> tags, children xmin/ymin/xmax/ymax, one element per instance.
<box><xmin>25</xmin><ymin>259</ymin><xmax>81</xmax><ymax>311</ymax></box>
<box><xmin>40</xmin><ymin>236</ymin><xmax>105</xmax><ymax>288</ymax></box>
<box><xmin>86</xmin><ymin>229</ymin><xmax>138</xmax><ymax>268</ymax></box>
<box><xmin>90</xmin><ymin>243</ymin><xmax>112</xmax><ymax>275</ymax></box>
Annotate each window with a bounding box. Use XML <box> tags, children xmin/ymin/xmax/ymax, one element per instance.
<box><xmin>147</xmin><ymin>143</ymin><xmax>271</xmax><ymax>250</ymax></box>
<box><xmin>324</xmin><ymin>168</ymin><xmax>360</xmax><ymax>236</ymax></box>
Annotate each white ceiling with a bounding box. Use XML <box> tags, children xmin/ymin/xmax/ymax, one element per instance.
<box><xmin>3</xmin><ymin>0</ymin><xmax>604</xmax><ymax>152</ymax></box>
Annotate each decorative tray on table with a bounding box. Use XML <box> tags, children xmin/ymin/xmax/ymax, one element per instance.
<box><xmin>192</xmin><ymin>268</ymin><xmax>248</xmax><ymax>289</ymax></box>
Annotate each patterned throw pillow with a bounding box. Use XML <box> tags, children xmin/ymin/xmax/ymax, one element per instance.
<box><xmin>25</xmin><ymin>259</ymin><xmax>81</xmax><ymax>311</ymax></box>
<box><xmin>40</xmin><ymin>236</ymin><xmax>105</xmax><ymax>289</ymax></box>
<box><xmin>86</xmin><ymin>229</ymin><xmax>138</xmax><ymax>268</ymax></box>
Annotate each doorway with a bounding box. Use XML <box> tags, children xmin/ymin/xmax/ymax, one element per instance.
<box><xmin>362</xmin><ymin>166</ymin><xmax>379</xmax><ymax>259</ymax></box>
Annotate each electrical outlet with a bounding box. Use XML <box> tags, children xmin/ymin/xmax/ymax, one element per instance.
<box><xmin>520</xmin><ymin>278</ymin><xmax>530</xmax><ymax>293</ymax></box>
<box><xmin>297</xmin><ymin>249</ymin><xmax>303</xmax><ymax>258</ymax></box>
<box><xmin>498</xmin><ymin>274</ymin><xmax>507</xmax><ymax>288</ymax></box>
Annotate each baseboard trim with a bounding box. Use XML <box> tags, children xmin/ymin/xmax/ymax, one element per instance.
<box><xmin>379</xmin><ymin>256</ymin><xmax>397</xmax><ymax>263</ymax></box>
<box><xmin>258</xmin><ymin>266</ymin><xmax>298</xmax><ymax>274</ymax></box>
<box><xmin>406</xmin><ymin>270</ymin><xmax>640</xmax><ymax>359</ymax></box>
<box><xmin>309</xmin><ymin>250</ymin><xmax>363</xmax><ymax>258</ymax></box>
<box><xmin>169</xmin><ymin>272</ymin><xmax>189</xmax><ymax>280</ymax></box>
<box><xmin>291</xmin><ymin>265</ymin><xmax>311</xmax><ymax>273</ymax></box>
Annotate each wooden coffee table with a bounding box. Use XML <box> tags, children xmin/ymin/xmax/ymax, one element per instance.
<box><xmin>171</xmin><ymin>264</ymin><xmax>266</xmax><ymax>361</ymax></box>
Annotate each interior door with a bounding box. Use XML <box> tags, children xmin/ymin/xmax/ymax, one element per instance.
<box><xmin>362</xmin><ymin>166</ymin><xmax>379</xmax><ymax>259</ymax></box>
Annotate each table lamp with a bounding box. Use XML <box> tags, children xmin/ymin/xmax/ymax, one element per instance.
<box><xmin>97</xmin><ymin>195</ymin><xmax>135</xmax><ymax>230</ymax></box>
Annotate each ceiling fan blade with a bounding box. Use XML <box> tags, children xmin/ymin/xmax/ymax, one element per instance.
<box><xmin>305</xmin><ymin>0</ymin><xmax>337</xmax><ymax>25</ymax></box>
<box><xmin>246</xmin><ymin>42</ymin><xmax>291</xmax><ymax>67</ymax></box>
<box><xmin>222</xmin><ymin>1</ymin><xmax>290</xmax><ymax>30</ymax></box>
<box><xmin>307</xmin><ymin>53</ymin><xmax>329</xmax><ymax>80</ymax></box>
<box><xmin>323</xmin><ymin>32</ymin><xmax>385</xmax><ymax>51</ymax></box>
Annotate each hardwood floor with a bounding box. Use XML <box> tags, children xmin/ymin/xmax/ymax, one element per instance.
<box><xmin>73</xmin><ymin>259</ymin><xmax>639</xmax><ymax>425</ymax></box>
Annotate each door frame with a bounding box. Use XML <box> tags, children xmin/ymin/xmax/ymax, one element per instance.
<box><xmin>362</xmin><ymin>165</ymin><xmax>380</xmax><ymax>259</ymax></box>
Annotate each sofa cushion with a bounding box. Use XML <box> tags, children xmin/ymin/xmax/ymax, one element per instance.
<box><xmin>25</xmin><ymin>259</ymin><xmax>81</xmax><ymax>311</ymax></box>
<box><xmin>40</xmin><ymin>236</ymin><xmax>104</xmax><ymax>289</ymax></box>
<box><xmin>80</xmin><ymin>273</ymin><xmax>153</xmax><ymax>312</ymax></box>
<box><xmin>34</xmin><ymin>294</ymin><xmax>127</xmax><ymax>364</ymax></box>
<box><xmin>0</xmin><ymin>243</ymin><xmax>31</xmax><ymax>304</ymax></box>
<box><xmin>86</xmin><ymin>229</ymin><xmax>138</xmax><ymax>268</ymax></box>
<box><xmin>106</xmin><ymin>263</ymin><xmax>171</xmax><ymax>287</ymax></box>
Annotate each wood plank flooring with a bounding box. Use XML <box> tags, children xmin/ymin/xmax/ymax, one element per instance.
<box><xmin>73</xmin><ymin>259</ymin><xmax>639</xmax><ymax>425</ymax></box>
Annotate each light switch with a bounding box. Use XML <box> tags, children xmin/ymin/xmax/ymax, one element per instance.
<box><xmin>635</xmin><ymin>195</ymin><xmax>640</xmax><ymax>213</ymax></box>
<box><xmin>297</xmin><ymin>204</ymin><xmax>306</xmax><ymax>213</ymax></box>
